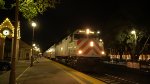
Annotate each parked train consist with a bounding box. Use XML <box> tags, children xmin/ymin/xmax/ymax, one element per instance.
<box><xmin>44</xmin><ymin>29</ymin><xmax>105</xmax><ymax>69</ymax></box>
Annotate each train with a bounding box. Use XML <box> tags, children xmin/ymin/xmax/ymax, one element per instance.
<box><xmin>44</xmin><ymin>28</ymin><xmax>106</xmax><ymax>70</ymax></box>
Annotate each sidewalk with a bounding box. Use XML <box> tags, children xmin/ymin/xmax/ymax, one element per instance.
<box><xmin>0</xmin><ymin>60</ymin><xmax>30</xmax><ymax>84</ymax></box>
<box><xmin>0</xmin><ymin>57</ymin><xmax>105</xmax><ymax>84</ymax></box>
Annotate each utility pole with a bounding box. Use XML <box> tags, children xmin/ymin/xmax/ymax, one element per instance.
<box><xmin>9</xmin><ymin>0</ymin><xmax>19</xmax><ymax>84</ymax></box>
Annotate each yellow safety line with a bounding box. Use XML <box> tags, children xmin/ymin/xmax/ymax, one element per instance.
<box><xmin>52</xmin><ymin>62</ymin><xmax>86</xmax><ymax>84</ymax></box>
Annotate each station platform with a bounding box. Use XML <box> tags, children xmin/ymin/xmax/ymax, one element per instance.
<box><xmin>1</xmin><ymin>57</ymin><xmax>105</xmax><ymax>84</ymax></box>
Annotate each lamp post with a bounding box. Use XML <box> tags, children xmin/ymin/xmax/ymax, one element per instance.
<box><xmin>131</xmin><ymin>30</ymin><xmax>137</xmax><ymax>46</ymax></box>
<box><xmin>131</xmin><ymin>30</ymin><xmax>137</xmax><ymax>59</ymax></box>
<box><xmin>30</xmin><ymin>21</ymin><xmax>36</xmax><ymax>67</ymax></box>
<box><xmin>9</xmin><ymin>0</ymin><xmax>19</xmax><ymax>83</ymax></box>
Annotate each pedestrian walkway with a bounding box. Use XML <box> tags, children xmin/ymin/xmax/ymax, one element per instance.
<box><xmin>0</xmin><ymin>57</ymin><xmax>105</xmax><ymax>84</ymax></box>
<box><xmin>0</xmin><ymin>60</ymin><xmax>30</xmax><ymax>84</ymax></box>
<box><xmin>16</xmin><ymin>57</ymin><xmax>105</xmax><ymax>84</ymax></box>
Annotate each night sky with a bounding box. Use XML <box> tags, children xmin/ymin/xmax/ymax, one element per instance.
<box><xmin>1</xmin><ymin>0</ymin><xmax>150</xmax><ymax>52</ymax></box>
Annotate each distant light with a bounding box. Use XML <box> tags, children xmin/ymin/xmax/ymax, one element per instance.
<box><xmin>61</xmin><ymin>47</ymin><xmax>63</xmax><ymax>51</ymax></box>
<box><xmin>46</xmin><ymin>50</ymin><xmax>51</xmax><ymax>53</ymax></box>
<box><xmin>90</xmin><ymin>31</ymin><xmax>94</xmax><ymax>34</ymax></box>
<box><xmin>32</xmin><ymin>43</ymin><xmax>36</xmax><ymax>47</ymax></box>
<box><xmin>36</xmin><ymin>48</ymin><xmax>40</xmax><ymax>52</ymax></box>
<box><xmin>97</xmin><ymin>31</ymin><xmax>100</xmax><ymax>34</ymax></box>
<box><xmin>34</xmin><ymin>46</ymin><xmax>37</xmax><ymax>49</ymax></box>
<box><xmin>131</xmin><ymin>30</ymin><xmax>136</xmax><ymax>34</ymax></box>
<box><xmin>99</xmin><ymin>39</ymin><xmax>102</xmax><ymax>42</ymax></box>
<box><xmin>79</xmin><ymin>30</ymin><xmax>84</xmax><ymax>33</ymax></box>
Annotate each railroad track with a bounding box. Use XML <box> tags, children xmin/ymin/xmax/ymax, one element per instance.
<box><xmin>88</xmin><ymin>73</ymin><xmax>138</xmax><ymax>84</ymax></box>
<box><xmin>54</xmin><ymin>60</ymin><xmax>150</xmax><ymax>84</ymax></box>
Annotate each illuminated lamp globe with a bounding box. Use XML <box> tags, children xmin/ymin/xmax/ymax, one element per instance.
<box><xmin>31</xmin><ymin>22</ymin><xmax>37</xmax><ymax>27</ymax></box>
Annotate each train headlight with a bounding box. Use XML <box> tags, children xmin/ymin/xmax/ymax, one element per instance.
<box><xmin>90</xmin><ymin>41</ymin><xmax>94</xmax><ymax>47</ymax></box>
<box><xmin>99</xmin><ymin>39</ymin><xmax>102</xmax><ymax>42</ymax></box>
<box><xmin>78</xmin><ymin>50</ymin><xmax>82</xmax><ymax>54</ymax></box>
<box><xmin>101</xmin><ymin>51</ymin><xmax>105</xmax><ymax>55</ymax></box>
<box><xmin>86</xmin><ymin>29</ymin><xmax>90</xmax><ymax>35</ymax></box>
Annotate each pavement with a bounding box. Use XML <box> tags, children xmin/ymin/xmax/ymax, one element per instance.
<box><xmin>0</xmin><ymin>57</ymin><xmax>105</xmax><ymax>84</ymax></box>
<box><xmin>0</xmin><ymin>59</ymin><xmax>30</xmax><ymax>84</ymax></box>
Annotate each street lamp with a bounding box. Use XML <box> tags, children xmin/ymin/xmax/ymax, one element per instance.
<box><xmin>30</xmin><ymin>21</ymin><xmax>36</xmax><ymax>67</ymax></box>
<box><xmin>131</xmin><ymin>30</ymin><xmax>137</xmax><ymax>46</ymax></box>
<box><xmin>131</xmin><ymin>30</ymin><xmax>137</xmax><ymax>59</ymax></box>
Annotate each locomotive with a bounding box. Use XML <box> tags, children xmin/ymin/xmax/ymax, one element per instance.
<box><xmin>44</xmin><ymin>28</ymin><xmax>105</xmax><ymax>70</ymax></box>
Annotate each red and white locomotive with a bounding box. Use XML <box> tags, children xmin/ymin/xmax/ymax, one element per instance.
<box><xmin>45</xmin><ymin>28</ymin><xmax>105</xmax><ymax>67</ymax></box>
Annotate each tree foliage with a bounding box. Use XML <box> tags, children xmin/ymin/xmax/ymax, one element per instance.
<box><xmin>0</xmin><ymin>0</ymin><xmax>5</xmax><ymax>9</ymax></box>
<box><xmin>1</xmin><ymin>0</ymin><xmax>59</xmax><ymax>20</ymax></box>
<box><xmin>19</xmin><ymin>0</ymin><xmax>57</xmax><ymax>20</ymax></box>
<box><xmin>115</xmin><ymin>27</ymin><xmax>149</xmax><ymax>61</ymax></box>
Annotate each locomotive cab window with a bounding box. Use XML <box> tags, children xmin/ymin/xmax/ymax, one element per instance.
<box><xmin>74</xmin><ymin>34</ymin><xmax>98</xmax><ymax>39</ymax></box>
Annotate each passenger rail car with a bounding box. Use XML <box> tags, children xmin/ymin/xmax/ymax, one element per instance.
<box><xmin>45</xmin><ymin>29</ymin><xmax>105</xmax><ymax>70</ymax></box>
